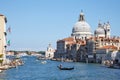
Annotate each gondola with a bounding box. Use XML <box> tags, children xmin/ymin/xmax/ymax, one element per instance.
<box><xmin>57</xmin><ymin>66</ymin><xmax>74</xmax><ymax>70</ymax></box>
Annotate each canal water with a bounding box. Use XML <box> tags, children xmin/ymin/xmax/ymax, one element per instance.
<box><xmin>0</xmin><ymin>56</ymin><xmax>120</xmax><ymax>80</ymax></box>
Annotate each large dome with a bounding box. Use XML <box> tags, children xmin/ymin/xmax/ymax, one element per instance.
<box><xmin>71</xmin><ymin>11</ymin><xmax>92</xmax><ymax>39</ymax></box>
<box><xmin>72</xmin><ymin>21</ymin><xmax>91</xmax><ymax>33</ymax></box>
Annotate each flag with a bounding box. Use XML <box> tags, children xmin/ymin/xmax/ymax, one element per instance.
<box><xmin>7</xmin><ymin>40</ymin><xmax>10</xmax><ymax>46</ymax></box>
<box><xmin>7</xmin><ymin>26</ymin><xmax>11</xmax><ymax>33</ymax></box>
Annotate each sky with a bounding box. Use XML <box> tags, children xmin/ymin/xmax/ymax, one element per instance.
<box><xmin>0</xmin><ymin>0</ymin><xmax>120</xmax><ymax>51</ymax></box>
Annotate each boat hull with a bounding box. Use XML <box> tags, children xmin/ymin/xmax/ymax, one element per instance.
<box><xmin>57</xmin><ymin>66</ymin><xmax>74</xmax><ymax>70</ymax></box>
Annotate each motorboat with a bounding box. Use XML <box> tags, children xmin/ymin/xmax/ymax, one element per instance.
<box><xmin>41</xmin><ymin>61</ymin><xmax>47</xmax><ymax>64</ymax></box>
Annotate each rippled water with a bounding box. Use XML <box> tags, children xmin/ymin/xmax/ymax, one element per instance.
<box><xmin>0</xmin><ymin>56</ymin><xmax>120</xmax><ymax>80</ymax></box>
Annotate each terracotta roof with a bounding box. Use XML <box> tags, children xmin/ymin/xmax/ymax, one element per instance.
<box><xmin>57</xmin><ymin>37</ymin><xmax>74</xmax><ymax>42</ymax></box>
<box><xmin>67</xmin><ymin>41</ymin><xmax>76</xmax><ymax>45</ymax></box>
<box><xmin>99</xmin><ymin>37</ymin><xmax>104</xmax><ymax>39</ymax></box>
<box><xmin>100</xmin><ymin>45</ymin><xmax>117</xmax><ymax>50</ymax></box>
<box><xmin>82</xmin><ymin>41</ymin><xmax>86</xmax><ymax>45</ymax></box>
<box><xmin>63</xmin><ymin>37</ymin><xmax>74</xmax><ymax>41</ymax></box>
<box><xmin>57</xmin><ymin>37</ymin><xmax>75</xmax><ymax>44</ymax></box>
<box><xmin>91</xmin><ymin>37</ymin><xmax>120</xmax><ymax>43</ymax></box>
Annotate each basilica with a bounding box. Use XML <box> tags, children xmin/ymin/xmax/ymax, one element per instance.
<box><xmin>54</xmin><ymin>11</ymin><xmax>120</xmax><ymax>63</ymax></box>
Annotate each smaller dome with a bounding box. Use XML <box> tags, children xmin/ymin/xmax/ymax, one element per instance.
<box><xmin>94</xmin><ymin>22</ymin><xmax>105</xmax><ymax>35</ymax></box>
<box><xmin>95</xmin><ymin>27</ymin><xmax>105</xmax><ymax>35</ymax></box>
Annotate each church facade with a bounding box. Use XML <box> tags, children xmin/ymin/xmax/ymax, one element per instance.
<box><xmin>45</xmin><ymin>44</ymin><xmax>55</xmax><ymax>59</ymax></box>
<box><xmin>54</xmin><ymin>11</ymin><xmax>120</xmax><ymax>63</ymax></box>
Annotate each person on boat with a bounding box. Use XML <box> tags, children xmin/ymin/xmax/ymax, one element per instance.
<box><xmin>59</xmin><ymin>64</ymin><xmax>62</xmax><ymax>68</ymax></box>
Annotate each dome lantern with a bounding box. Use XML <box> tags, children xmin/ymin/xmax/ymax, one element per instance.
<box><xmin>79</xmin><ymin>10</ymin><xmax>85</xmax><ymax>21</ymax></box>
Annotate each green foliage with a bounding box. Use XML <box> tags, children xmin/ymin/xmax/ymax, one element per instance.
<box><xmin>0</xmin><ymin>59</ymin><xmax>3</xmax><ymax>64</ymax></box>
<box><xmin>0</xmin><ymin>54</ymin><xmax>3</xmax><ymax>58</ymax></box>
<box><xmin>118</xmin><ymin>50</ymin><xmax>120</xmax><ymax>52</ymax></box>
<box><xmin>37</xmin><ymin>51</ymin><xmax>45</xmax><ymax>55</ymax></box>
<box><xmin>26</xmin><ymin>51</ymin><xmax>31</xmax><ymax>55</ymax></box>
<box><xmin>0</xmin><ymin>54</ymin><xmax>3</xmax><ymax>64</ymax></box>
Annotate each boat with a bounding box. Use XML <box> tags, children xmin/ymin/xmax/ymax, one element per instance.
<box><xmin>37</xmin><ymin>56</ymin><xmax>46</xmax><ymax>60</ymax></box>
<box><xmin>57</xmin><ymin>66</ymin><xmax>74</xmax><ymax>70</ymax></box>
<box><xmin>107</xmin><ymin>65</ymin><xmax>120</xmax><ymax>69</ymax></box>
<box><xmin>41</xmin><ymin>61</ymin><xmax>47</xmax><ymax>64</ymax></box>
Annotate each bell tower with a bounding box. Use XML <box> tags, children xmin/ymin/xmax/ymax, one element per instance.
<box><xmin>104</xmin><ymin>22</ymin><xmax>110</xmax><ymax>38</ymax></box>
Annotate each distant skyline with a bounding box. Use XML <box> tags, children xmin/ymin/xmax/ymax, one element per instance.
<box><xmin>0</xmin><ymin>0</ymin><xmax>120</xmax><ymax>51</ymax></box>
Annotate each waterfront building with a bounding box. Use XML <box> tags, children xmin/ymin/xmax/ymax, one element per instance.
<box><xmin>54</xmin><ymin>11</ymin><xmax>120</xmax><ymax>63</ymax></box>
<box><xmin>0</xmin><ymin>14</ymin><xmax>7</xmax><ymax>64</ymax></box>
<box><xmin>45</xmin><ymin>44</ymin><xmax>55</xmax><ymax>59</ymax></box>
<box><xmin>54</xmin><ymin>37</ymin><xmax>75</xmax><ymax>58</ymax></box>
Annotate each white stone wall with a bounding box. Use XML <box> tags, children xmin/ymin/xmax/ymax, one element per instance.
<box><xmin>111</xmin><ymin>51</ymin><xmax>120</xmax><ymax>62</ymax></box>
<box><xmin>0</xmin><ymin>15</ymin><xmax>7</xmax><ymax>62</ymax></box>
<box><xmin>72</xmin><ymin>32</ymin><xmax>91</xmax><ymax>40</ymax></box>
<box><xmin>45</xmin><ymin>51</ymin><xmax>54</xmax><ymax>59</ymax></box>
<box><xmin>95</xmin><ymin>34</ymin><xmax>105</xmax><ymax>38</ymax></box>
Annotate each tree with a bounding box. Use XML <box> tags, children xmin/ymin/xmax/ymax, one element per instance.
<box><xmin>0</xmin><ymin>54</ymin><xmax>3</xmax><ymax>66</ymax></box>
